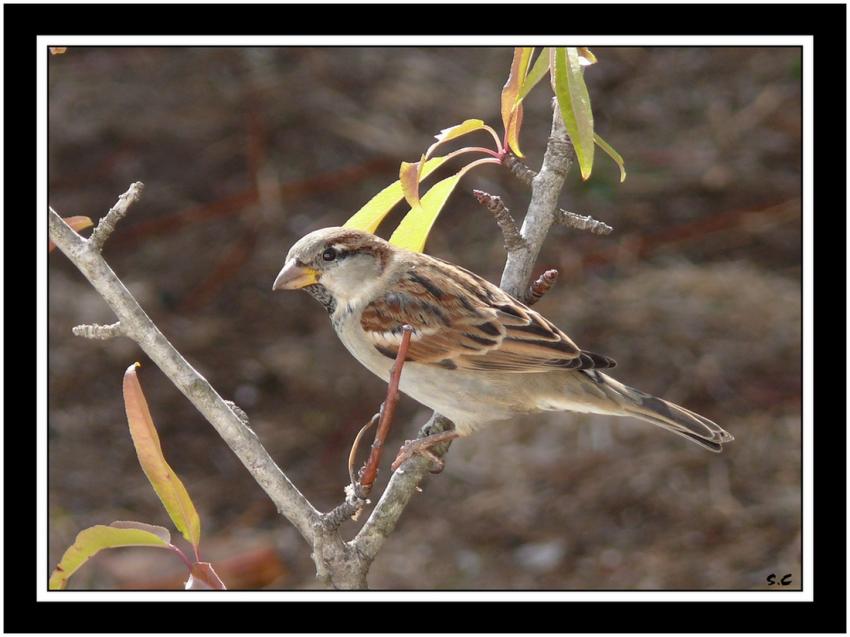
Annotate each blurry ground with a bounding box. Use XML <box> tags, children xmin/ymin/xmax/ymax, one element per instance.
<box><xmin>48</xmin><ymin>47</ymin><xmax>802</xmax><ymax>590</ymax></box>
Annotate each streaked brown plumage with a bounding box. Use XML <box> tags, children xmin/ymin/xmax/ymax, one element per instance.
<box><xmin>274</xmin><ymin>227</ymin><xmax>733</xmax><ymax>452</ymax></box>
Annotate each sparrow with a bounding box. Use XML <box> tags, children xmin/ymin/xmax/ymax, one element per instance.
<box><xmin>273</xmin><ymin>227</ymin><xmax>733</xmax><ymax>452</ymax></box>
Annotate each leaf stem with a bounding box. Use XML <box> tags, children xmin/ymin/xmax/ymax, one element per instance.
<box><xmin>444</xmin><ymin>146</ymin><xmax>501</xmax><ymax>161</ymax></box>
<box><xmin>459</xmin><ymin>156</ymin><xmax>502</xmax><ymax>177</ymax></box>
<box><xmin>483</xmin><ymin>124</ymin><xmax>504</xmax><ymax>153</ymax></box>
<box><xmin>170</xmin><ymin>544</ymin><xmax>194</xmax><ymax>570</ymax></box>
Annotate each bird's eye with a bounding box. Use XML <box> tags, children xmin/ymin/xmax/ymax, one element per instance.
<box><xmin>322</xmin><ymin>248</ymin><xmax>337</xmax><ymax>262</ymax></box>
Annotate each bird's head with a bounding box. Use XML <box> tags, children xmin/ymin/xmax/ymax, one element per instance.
<box><xmin>273</xmin><ymin>227</ymin><xmax>393</xmax><ymax>307</ymax></box>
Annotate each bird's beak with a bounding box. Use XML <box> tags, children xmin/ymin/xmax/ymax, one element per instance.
<box><xmin>273</xmin><ymin>260</ymin><xmax>319</xmax><ymax>290</ymax></box>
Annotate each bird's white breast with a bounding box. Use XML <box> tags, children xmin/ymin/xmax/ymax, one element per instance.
<box><xmin>331</xmin><ymin>310</ymin><xmax>525</xmax><ymax>435</ymax></box>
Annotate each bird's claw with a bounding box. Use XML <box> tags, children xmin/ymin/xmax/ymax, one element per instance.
<box><xmin>390</xmin><ymin>431</ymin><xmax>459</xmax><ymax>473</ymax></box>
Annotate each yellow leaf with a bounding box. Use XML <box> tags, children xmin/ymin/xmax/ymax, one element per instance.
<box><xmin>389</xmin><ymin>173</ymin><xmax>462</xmax><ymax>253</ymax></box>
<box><xmin>342</xmin><ymin>155</ymin><xmax>449</xmax><ymax>233</ymax></box>
<box><xmin>123</xmin><ymin>363</ymin><xmax>201</xmax><ymax>550</ymax></box>
<box><xmin>49</xmin><ymin>47</ymin><xmax>68</xmax><ymax>55</ymax></box>
<box><xmin>49</xmin><ymin>523</ymin><xmax>171</xmax><ymax>590</ymax></box>
<box><xmin>425</xmin><ymin>119</ymin><xmax>486</xmax><ymax>159</ymax></box>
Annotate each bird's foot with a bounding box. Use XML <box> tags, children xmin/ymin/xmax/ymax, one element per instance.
<box><xmin>391</xmin><ymin>431</ymin><xmax>460</xmax><ymax>474</ymax></box>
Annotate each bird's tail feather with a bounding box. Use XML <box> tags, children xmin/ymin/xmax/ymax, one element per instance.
<box><xmin>587</xmin><ymin>371</ymin><xmax>734</xmax><ymax>452</ymax></box>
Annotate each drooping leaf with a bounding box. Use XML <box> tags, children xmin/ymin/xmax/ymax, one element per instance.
<box><xmin>501</xmin><ymin>47</ymin><xmax>533</xmax><ymax>131</ymax></box>
<box><xmin>501</xmin><ymin>47</ymin><xmax>533</xmax><ymax>157</ymax></box>
<box><xmin>342</xmin><ymin>155</ymin><xmax>450</xmax><ymax>234</ymax></box>
<box><xmin>425</xmin><ymin>119</ymin><xmax>487</xmax><ymax>159</ymax></box>
<box><xmin>185</xmin><ymin>562</ymin><xmax>226</xmax><ymax>590</ymax></box>
<box><xmin>577</xmin><ymin>47</ymin><xmax>597</xmax><ymax>66</ymax></box>
<box><xmin>594</xmin><ymin>133</ymin><xmax>627</xmax><ymax>182</ymax></box>
<box><xmin>552</xmin><ymin>47</ymin><xmax>595</xmax><ymax>180</ymax></box>
<box><xmin>399</xmin><ymin>157</ymin><xmax>425</xmax><ymax>212</ymax></box>
<box><xmin>123</xmin><ymin>363</ymin><xmax>201</xmax><ymax>550</ymax></box>
<box><xmin>48</xmin><ymin>216</ymin><xmax>93</xmax><ymax>252</ymax></box>
<box><xmin>389</xmin><ymin>172</ymin><xmax>463</xmax><ymax>253</ymax></box>
<box><xmin>516</xmin><ymin>47</ymin><xmax>551</xmax><ymax>104</ymax></box>
<box><xmin>49</xmin><ymin>523</ymin><xmax>171</xmax><ymax>590</ymax></box>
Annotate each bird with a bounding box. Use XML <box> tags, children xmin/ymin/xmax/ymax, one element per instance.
<box><xmin>273</xmin><ymin>226</ymin><xmax>733</xmax><ymax>457</ymax></box>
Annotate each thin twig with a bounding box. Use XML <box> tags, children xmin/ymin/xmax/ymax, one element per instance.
<box><xmin>499</xmin><ymin>99</ymin><xmax>572</xmax><ymax>299</ymax></box>
<box><xmin>89</xmin><ymin>182</ymin><xmax>144</xmax><ymax>251</ymax></box>
<box><xmin>503</xmin><ymin>152</ymin><xmax>537</xmax><ymax>187</ymax></box>
<box><xmin>48</xmin><ymin>188</ymin><xmax>321</xmax><ymax>547</ymax></box>
<box><xmin>555</xmin><ymin>209</ymin><xmax>613</xmax><ymax>235</ymax></box>
<box><xmin>525</xmin><ymin>269</ymin><xmax>559</xmax><ymax>306</ymax></box>
<box><xmin>473</xmin><ymin>190</ymin><xmax>526</xmax><ymax>253</ymax></box>
<box><xmin>72</xmin><ymin>322</ymin><xmax>124</xmax><ymax>340</ymax></box>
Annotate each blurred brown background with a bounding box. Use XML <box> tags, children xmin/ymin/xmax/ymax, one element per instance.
<box><xmin>48</xmin><ymin>47</ymin><xmax>802</xmax><ymax>590</ymax></box>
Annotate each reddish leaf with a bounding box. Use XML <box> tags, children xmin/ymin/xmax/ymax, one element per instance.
<box><xmin>399</xmin><ymin>156</ymin><xmax>425</xmax><ymax>212</ymax></box>
<box><xmin>185</xmin><ymin>562</ymin><xmax>226</xmax><ymax>590</ymax></box>
<box><xmin>500</xmin><ymin>47</ymin><xmax>533</xmax><ymax>132</ymax></box>
<box><xmin>501</xmin><ymin>47</ymin><xmax>533</xmax><ymax>157</ymax></box>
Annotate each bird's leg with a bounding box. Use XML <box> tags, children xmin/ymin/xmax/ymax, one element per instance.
<box><xmin>391</xmin><ymin>430</ymin><xmax>460</xmax><ymax>474</ymax></box>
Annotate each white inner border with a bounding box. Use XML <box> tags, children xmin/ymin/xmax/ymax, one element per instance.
<box><xmin>37</xmin><ymin>35</ymin><xmax>812</xmax><ymax>602</ymax></box>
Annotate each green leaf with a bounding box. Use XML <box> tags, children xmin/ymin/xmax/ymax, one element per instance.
<box><xmin>49</xmin><ymin>523</ymin><xmax>171</xmax><ymax>590</ymax></box>
<box><xmin>516</xmin><ymin>47</ymin><xmax>551</xmax><ymax>104</ymax></box>
<box><xmin>594</xmin><ymin>133</ymin><xmax>627</xmax><ymax>182</ymax></box>
<box><xmin>123</xmin><ymin>363</ymin><xmax>201</xmax><ymax>551</ymax></box>
<box><xmin>389</xmin><ymin>172</ymin><xmax>463</xmax><ymax>253</ymax></box>
<box><xmin>425</xmin><ymin>119</ymin><xmax>487</xmax><ymax>159</ymax></box>
<box><xmin>552</xmin><ymin>47</ymin><xmax>595</xmax><ymax>180</ymax></box>
<box><xmin>342</xmin><ymin>155</ymin><xmax>450</xmax><ymax>234</ymax></box>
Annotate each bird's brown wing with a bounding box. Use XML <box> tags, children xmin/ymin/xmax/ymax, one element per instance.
<box><xmin>359</xmin><ymin>256</ymin><xmax>615</xmax><ymax>373</ymax></box>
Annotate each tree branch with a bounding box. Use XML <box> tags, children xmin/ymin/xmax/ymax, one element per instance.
<box><xmin>555</xmin><ymin>208</ymin><xmax>613</xmax><ymax>235</ymax></box>
<box><xmin>48</xmin><ymin>191</ymin><xmax>321</xmax><ymax>547</ymax></box>
<box><xmin>52</xmin><ymin>99</ymin><xmax>575</xmax><ymax>590</ymax></box>
<box><xmin>473</xmin><ymin>190</ymin><xmax>526</xmax><ymax>253</ymax></box>
<box><xmin>72</xmin><ymin>321</ymin><xmax>124</xmax><ymax>340</ymax></box>
<box><xmin>348</xmin><ymin>101</ymin><xmax>574</xmax><ymax>571</ymax></box>
<box><xmin>499</xmin><ymin>100</ymin><xmax>572</xmax><ymax>298</ymax></box>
